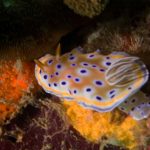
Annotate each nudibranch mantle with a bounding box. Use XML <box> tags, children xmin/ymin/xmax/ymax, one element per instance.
<box><xmin>35</xmin><ymin>47</ymin><xmax>149</xmax><ymax>120</ymax></box>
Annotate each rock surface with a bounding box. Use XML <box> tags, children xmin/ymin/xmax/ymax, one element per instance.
<box><xmin>0</xmin><ymin>99</ymin><xmax>100</xmax><ymax>150</ymax></box>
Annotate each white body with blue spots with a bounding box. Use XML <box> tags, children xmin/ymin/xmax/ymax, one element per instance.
<box><xmin>35</xmin><ymin>47</ymin><xmax>149</xmax><ymax>120</ymax></box>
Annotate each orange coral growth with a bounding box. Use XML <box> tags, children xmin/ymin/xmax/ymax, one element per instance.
<box><xmin>0</xmin><ymin>60</ymin><xmax>34</xmax><ymax>102</ymax></box>
<box><xmin>63</xmin><ymin>101</ymin><xmax>142</xmax><ymax>149</ymax></box>
<box><xmin>0</xmin><ymin>103</ymin><xmax>16</xmax><ymax>124</ymax></box>
<box><xmin>0</xmin><ymin>60</ymin><xmax>34</xmax><ymax>124</ymax></box>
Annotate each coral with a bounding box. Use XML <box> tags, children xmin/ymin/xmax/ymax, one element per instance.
<box><xmin>0</xmin><ymin>60</ymin><xmax>35</xmax><ymax>125</ymax></box>
<box><xmin>0</xmin><ymin>99</ymin><xmax>102</xmax><ymax>150</ymax></box>
<box><xmin>63</xmin><ymin>101</ymin><xmax>145</xmax><ymax>150</ymax></box>
<box><xmin>64</xmin><ymin>0</ymin><xmax>108</xmax><ymax>18</ymax></box>
<box><xmin>84</xmin><ymin>26</ymin><xmax>144</xmax><ymax>54</ymax></box>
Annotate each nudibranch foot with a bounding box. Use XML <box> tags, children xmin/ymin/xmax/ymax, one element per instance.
<box><xmin>130</xmin><ymin>103</ymin><xmax>150</xmax><ymax>120</ymax></box>
<box><xmin>118</xmin><ymin>91</ymin><xmax>150</xmax><ymax>120</ymax></box>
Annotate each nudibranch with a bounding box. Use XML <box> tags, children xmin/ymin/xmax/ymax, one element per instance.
<box><xmin>35</xmin><ymin>44</ymin><xmax>150</xmax><ymax>120</ymax></box>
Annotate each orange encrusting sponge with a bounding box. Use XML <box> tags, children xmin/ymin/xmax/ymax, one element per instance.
<box><xmin>0</xmin><ymin>60</ymin><xmax>34</xmax><ymax>124</ymax></box>
<box><xmin>63</xmin><ymin>101</ymin><xmax>140</xmax><ymax>150</ymax></box>
<box><xmin>0</xmin><ymin>103</ymin><xmax>16</xmax><ymax>124</ymax></box>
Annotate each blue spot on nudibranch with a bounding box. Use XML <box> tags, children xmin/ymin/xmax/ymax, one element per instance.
<box><xmin>71</xmin><ymin>63</ymin><xmax>76</xmax><ymax>67</ymax></box>
<box><xmin>96</xmin><ymin>96</ymin><xmax>102</xmax><ymax>101</ymax></box>
<box><xmin>75</xmin><ymin>78</ymin><xmax>80</xmax><ymax>82</ymax></box>
<box><xmin>44</xmin><ymin>75</ymin><xmax>48</xmax><ymax>79</ymax></box>
<box><xmin>83</xmin><ymin>63</ymin><xmax>88</xmax><ymax>66</ymax></box>
<box><xmin>50</xmin><ymin>75</ymin><xmax>54</xmax><ymax>78</ymax></box>
<box><xmin>40</xmin><ymin>70</ymin><xmax>42</xmax><ymax>74</ymax></box>
<box><xmin>99</xmin><ymin>69</ymin><xmax>105</xmax><ymax>72</ymax></box>
<box><xmin>48</xmin><ymin>60</ymin><xmax>53</xmax><ymax>65</ymax></box>
<box><xmin>61</xmin><ymin>81</ymin><xmax>66</xmax><ymax>85</ymax></box>
<box><xmin>106</xmin><ymin>56</ymin><xmax>110</xmax><ymax>59</ymax></box>
<box><xmin>80</xmin><ymin>69</ymin><xmax>87</xmax><ymax>74</ymax></box>
<box><xmin>88</xmin><ymin>54</ymin><xmax>95</xmax><ymax>58</ymax></box>
<box><xmin>54</xmin><ymin>83</ymin><xmax>57</xmax><ymax>87</ymax></box>
<box><xmin>69</xmin><ymin>56</ymin><xmax>75</xmax><ymax>60</ymax></box>
<box><xmin>55</xmin><ymin>72</ymin><xmax>59</xmax><ymax>76</ymax></box>
<box><xmin>78</xmin><ymin>68</ymin><xmax>89</xmax><ymax>76</ymax></box>
<box><xmin>92</xmin><ymin>65</ymin><xmax>97</xmax><ymax>68</ymax></box>
<box><xmin>54</xmin><ymin>83</ymin><xmax>58</xmax><ymax>86</ymax></box>
<box><xmin>110</xmin><ymin>95</ymin><xmax>115</xmax><ymax>99</ymax></box>
<box><xmin>109</xmin><ymin>90</ymin><xmax>115</xmax><ymax>95</ymax></box>
<box><xmin>106</xmin><ymin>62</ymin><xmax>111</xmax><ymax>66</ymax></box>
<box><xmin>48</xmin><ymin>83</ymin><xmax>51</xmax><ymax>87</ymax></box>
<box><xmin>67</xmin><ymin>75</ymin><xmax>72</xmax><ymax>78</ymax></box>
<box><xmin>74</xmin><ymin>90</ymin><xmax>77</xmax><ymax>94</ymax></box>
<box><xmin>109</xmin><ymin>90</ymin><xmax>116</xmax><ymax>98</ymax></box>
<box><xmin>86</xmin><ymin>88</ymin><xmax>91</xmax><ymax>92</ymax></box>
<box><xmin>57</xmin><ymin>64</ymin><xmax>62</xmax><ymax>69</ymax></box>
<box><xmin>95</xmin><ymin>80</ymin><xmax>103</xmax><ymax>86</ymax></box>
